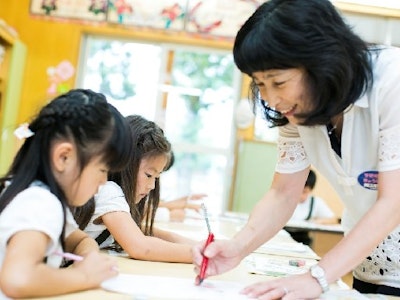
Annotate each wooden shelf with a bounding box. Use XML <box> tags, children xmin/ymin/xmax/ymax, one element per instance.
<box><xmin>334</xmin><ymin>1</ymin><xmax>400</xmax><ymax>18</ymax></box>
<box><xmin>0</xmin><ymin>22</ymin><xmax>16</xmax><ymax>46</ymax></box>
<box><xmin>0</xmin><ymin>21</ymin><xmax>26</xmax><ymax>175</ymax></box>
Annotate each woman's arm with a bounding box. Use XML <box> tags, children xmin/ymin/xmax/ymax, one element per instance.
<box><xmin>102</xmin><ymin>211</ymin><xmax>193</xmax><ymax>263</ymax></box>
<box><xmin>241</xmin><ymin>169</ymin><xmax>400</xmax><ymax>299</ymax></box>
<box><xmin>231</xmin><ymin>169</ymin><xmax>310</xmax><ymax>257</ymax></box>
<box><xmin>317</xmin><ymin>168</ymin><xmax>400</xmax><ymax>284</ymax></box>
<box><xmin>192</xmin><ymin>169</ymin><xmax>310</xmax><ymax>277</ymax></box>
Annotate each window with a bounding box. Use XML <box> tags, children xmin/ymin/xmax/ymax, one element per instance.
<box><xmin>77</xmin><ymin>36</ymin><xmax>241</xmax><ymax>215</ymax></box>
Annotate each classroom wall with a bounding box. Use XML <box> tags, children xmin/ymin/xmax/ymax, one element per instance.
<box><xmin>231</xmin><ymin>139</ymin><xmax>343</xmax><ymax>217</ymax></box>
<box><xmin>0</xmin><ymin>1</ymin><xmax>397</xmax><ymax>215</ymax></box>
<box><xmin>3</xmin><ymin>1</ymin><xmax>399</xmax><ymax>130</ymax></box>
<box><xmin>0</xmin><ymin>0</ymin><xmax>233</xmax><ymax>126</ymax></box>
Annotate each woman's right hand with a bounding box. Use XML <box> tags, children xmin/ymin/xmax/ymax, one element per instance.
<box><xmin>192</xmin><ymin>238</ymin><xmax>242</xmax><ymax>279</ymax></box>
<box><xmin>73</xmin><ymin>251</ymin><xmax>118</xmax><ymax>288</ymax></box>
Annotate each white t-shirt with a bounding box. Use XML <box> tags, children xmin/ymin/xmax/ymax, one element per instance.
<box><xmin>275</xmin><ymin>46</ymin><xmax>400</xmax><ymax>287</ymax></box>
<box><xmin>289</xmin><ymin>195</ymin><xmax>335</xmax><ymax>222</ymax></box>
<box><xmin>85</xmin><ymin>181</ymin><xmax>130</xmax><ymax>248</ymax></box>
<box><xmin>0</xmin><ymin>181</ymin><xmax>78</xmax><ymax>299</ymax></box>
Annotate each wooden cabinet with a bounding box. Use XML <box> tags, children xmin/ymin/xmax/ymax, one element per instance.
<box><xmin>0</xmin><ymin>23</ymin><xmax>26</xmax><ymax>176</ymax></box>
<box><xmin>311</xmin><ymin>231</ymin><xmax>353</xmax><ymax>287</ymax></box>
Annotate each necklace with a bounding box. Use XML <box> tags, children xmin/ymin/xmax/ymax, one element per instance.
<box><xmin>327</xmin><ymin>115</ymin><xmax>342</xmax><ymax>157</ymax></box>
<box><xmin>327</xmin><ymin>114</ymin><xmax>342</xmax><ymax>136</ymax></box>
<box><xmin>327</xmin><ymin>123</ymin><xmax>337</xmax><ymax>135</ymax></box>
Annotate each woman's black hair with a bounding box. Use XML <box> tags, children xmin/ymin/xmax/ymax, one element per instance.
<box><xmin>234</xmin><ymin>0</ymin><xmax>373</xmax><ymax>126</ymax></box>
<box><xmin>0</xmin><ymin>89</ymin><xmax>132</xmax><ymax>249</ymax></box>
<box><xmin>305</xmin><ymin>169</ymin><xmax>317</xmax><ymax>190</ymax></box>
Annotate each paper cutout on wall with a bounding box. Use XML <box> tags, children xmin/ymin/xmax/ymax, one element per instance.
<box><xmin>185</xmin><ymin>0</ymin><xmax>264</xmax><ymax>37</ymax></box>
<box><xmin>107</xmin><ymin>0</ymin><xmax>187</xmax><ymax>30</ymax></box>
<box><xmin>161</xmin><ymin>3</ymin><xmax>185</xmax><ymax>29</ymax></box>
<box><xmin>108</xmin><ymin>0</ymin><xmax>134</xmax><ymax>23</ymax></box>
<box><xmin>46</xmin><ymin>60</ymin><xmax>75</xmax><ymax>95</ymax></box>
<box><xmin>30</xmin><ymin>0</ymin><xmax>107</xmax><ymax>21</ymax></box>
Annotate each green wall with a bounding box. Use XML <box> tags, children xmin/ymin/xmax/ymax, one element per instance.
<box><xmin>232</xmin><ymin>140</ymin><xmax>277</xmax><ymax>213</ymax></box>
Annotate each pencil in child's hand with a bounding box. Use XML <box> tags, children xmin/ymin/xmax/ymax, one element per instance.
<box><xmin>54</xmin><ymin>251</ymin><xmax>83</xmax><ymax>262</ymax></box>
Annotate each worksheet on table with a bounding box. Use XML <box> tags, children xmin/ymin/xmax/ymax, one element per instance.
<box><xmin>101</xmin><ymin>273</ymin><xmax>248</xmax><ymax>300</ymax></box>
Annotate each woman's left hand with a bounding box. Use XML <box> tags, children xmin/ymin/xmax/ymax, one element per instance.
<box><xmin>240</xmin><ymin>272</ymin><xmax>323</xmax><ymax>300</ymax></box>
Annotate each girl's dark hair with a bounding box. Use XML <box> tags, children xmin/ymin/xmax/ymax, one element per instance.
<box><xmin>233</xmin><ymin>0</ymin><xmax>373</xmax><ymax>126</ymax></box>
<box><xmin>0</xmin><ymin>89</ymin><xmax>133</xmax><ymax>248</ymax></box>
<box><xmin>110</xmin><ymin>115</ymin><xmax>171</xmax><ymax>236</ymax></box>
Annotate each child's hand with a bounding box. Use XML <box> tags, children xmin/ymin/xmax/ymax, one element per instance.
<box><xmin>162</xmin><ymin>194</ymin><xmax>207</xmax><ymax>210</ymax></box>
<box><xmin>73</xmin><ymin>251</ymin><xmax>118</xmax><ymax>288</ymax></box>
<box><xmin>169</xmin><ymin>208</ymin><xmax>186</xmax><ymax>222</ymax></box>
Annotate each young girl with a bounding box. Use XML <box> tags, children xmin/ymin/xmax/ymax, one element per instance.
<box><xmin>0</xmin><ymin>89</ymin><xmax>132</xmax><ymax>299</ymax></box>
<box><xmin>74</xmin><ymin>115</ymin><xmax>196</xmax><ymax>263</ymax></box>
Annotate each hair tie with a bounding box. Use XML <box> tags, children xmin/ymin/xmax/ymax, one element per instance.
<box><xmin>14</xmin><ymin>123</ymin><xmax>35</xmax><ymax>140</ymax></box>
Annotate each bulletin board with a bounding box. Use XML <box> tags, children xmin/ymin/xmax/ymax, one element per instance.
<box><xmin>231</xmin><ymin>140</ymin><xmax>278</xmax><ymax>213</ymax></box>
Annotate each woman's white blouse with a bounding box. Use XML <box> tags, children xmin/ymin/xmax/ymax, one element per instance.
<box><xmin>275</xmin><ymin>47</ymin><xmax>400</xmax><ymax>287</ymax></box>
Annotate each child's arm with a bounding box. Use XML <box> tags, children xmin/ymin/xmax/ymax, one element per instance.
<box><xmin>64</xmin><ymin>228</ymin><xmax>100</xmax><ymax>256</ymax></box>
<box><xmin>0</xmin><ymin>230</ymin><xmax>117</xmax><ymax>299</ymax></box>
<box><xmin>153</xmin><ymin>227</ymin><xmax>197</xmax><ymax>245</ymax></box>
<box><xmin>102</xmin><ymin>211</ymin><xmax>193</xmax><ymax>263</ymax></box>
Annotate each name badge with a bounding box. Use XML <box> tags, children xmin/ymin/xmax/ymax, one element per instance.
<box><xmin>357</xmin><ymin>171</ymin><xmax>378</xmax><ymax>190</ymax></box>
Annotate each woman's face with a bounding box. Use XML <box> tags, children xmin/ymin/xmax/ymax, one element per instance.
<box><xmin>252</xmin><ymin>68</ymin><xmax>311</xmax><ymax>124</ymax></box>
<box><xmin>135</xmin><ymin>154</ymin><xmax>168</xmax><ymax>203</ymax></box>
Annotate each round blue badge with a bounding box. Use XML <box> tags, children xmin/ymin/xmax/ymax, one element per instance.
<box><xmin>357</xmin><ymin>171</ymin><xmax>378</xmax><ymax>190</ymax></box>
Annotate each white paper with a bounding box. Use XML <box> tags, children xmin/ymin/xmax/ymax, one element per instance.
<box><xmin>101</xmin><ymin>273</ymin><xmax>249</xmax><ymax>299</ymax></box>
<box><xmin>252</xmin><ymin>240</ymin><xmax>320</xmax><ymax>260</ymax></box>
<box><xmin>245</xmin><ymin>255</ymin><xmax>309</xmax><ymax>277</ymax></box>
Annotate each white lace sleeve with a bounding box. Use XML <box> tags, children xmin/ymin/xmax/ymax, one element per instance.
<box><xmin>379</xmin><ymin>125</ymin><xmax>400</xmax><ymax>171</ymax></box>
<box><xmin>375</xmin><ymin>49</ymin><xmax>400</xmax><ymax>172</ymax></box>
<box><xmin>275</xmin><ymin>136</ymin><xmax>310</xmax><ymax>173</ymax></box>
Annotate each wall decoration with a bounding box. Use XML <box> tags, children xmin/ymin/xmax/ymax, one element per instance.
<box><xmin>107</xmin><ymin>0</ymin><xmax>187</xmax><ymax>30</ymax></box>
<box><xmin>30</xmin><ymin>0</ymin><xmax>108</xmax><ymax>21</ymax></box>
<box><xmin>107</xmin><ymin>0</ymin><xmax>134</xmax><ymax>23</ymax></box>
<box><xmin>46</xmin><ymin>60</ymin><xmax>75</xmax><ymax>95</ymax></box>
<box><xmin>29</xmin><ymin>0</ymin><xmax>265</xmax><ymax>39</ymax></box>
<box><xmin>185</xmin><ymin>0</ymin><xmax>263</xmax><ymax>37</ymax></box>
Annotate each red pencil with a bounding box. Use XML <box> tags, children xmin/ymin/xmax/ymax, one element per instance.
<box><xmin>195</xmin><ymin>203</ymin><xmax>214</xmax><ymax>285</ymax></box>
<box><xmin>196</xmin><ymin>232</ymin><xmax>215</xmax><ymax>285</ymax></box>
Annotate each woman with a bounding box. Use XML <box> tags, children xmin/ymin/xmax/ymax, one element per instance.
<box><xmin>193</xmin><ymin>0</ymin><xmax>400</xmax><ymax>298</ymax></box>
